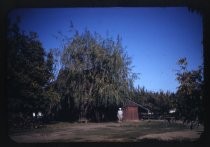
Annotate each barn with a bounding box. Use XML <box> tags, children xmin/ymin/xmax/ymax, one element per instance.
<box><xmin>123</xmin><ymin>99</ymin><xmax>150</xmax><ymax>121</ymax></box>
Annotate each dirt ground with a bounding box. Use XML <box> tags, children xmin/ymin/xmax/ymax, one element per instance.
<box><xmin>138</xmin><ymin>130</ymin><xmax>201</xmax><ymax>141</ymax></box>
<box><xmin>9</xmin><ymin>120</ymin><xmax>203</xmax><ymax>143</ymax></box>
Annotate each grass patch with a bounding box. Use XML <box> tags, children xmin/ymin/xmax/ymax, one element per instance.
<box><xmin>70</xmin><ymin>120</ymin><xmax>190</xmax><ymax>141</ymax></box>
<box><xmin>9</xmin><ymin>120</ymin><xmax>203</xmax><ymax>142</ymax></box>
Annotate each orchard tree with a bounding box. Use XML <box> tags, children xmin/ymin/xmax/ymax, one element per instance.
<box><xmin>175</xmin><ymin>57</ymin><xmax>203</xmax><ymax>122</ymax></box>
<box><xmin>7</xmin><ymin>18</ymin><xmax>60</xmax><ymax>127</ymax></box>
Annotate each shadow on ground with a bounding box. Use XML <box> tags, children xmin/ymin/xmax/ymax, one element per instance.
<box><xmin>7</xmin><ymin>138</ymin><xmax>209</xmax><ymax>147</ymax></box>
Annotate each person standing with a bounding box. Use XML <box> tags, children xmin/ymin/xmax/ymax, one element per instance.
<box><xmin>117</xmin><ymin>108</ymin><xmax>123</xmax><ymax>122</ymax></box>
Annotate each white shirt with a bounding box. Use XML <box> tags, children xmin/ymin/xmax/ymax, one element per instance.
<box><xmin>118</xmin><ymin>110</ymin><xmax>123</xmax><ymax>116</ymax></box>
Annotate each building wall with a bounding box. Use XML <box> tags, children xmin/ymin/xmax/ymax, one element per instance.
<box><xmin>123</xmin><ymin>106</ymin><xmax>139</xmax><ymax>121</ymax></box>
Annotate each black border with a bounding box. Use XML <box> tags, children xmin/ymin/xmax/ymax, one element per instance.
<box><xmin>1</xmin><ymin>0</ymin><xmax>210</xmax><ymax>147</ymax></box>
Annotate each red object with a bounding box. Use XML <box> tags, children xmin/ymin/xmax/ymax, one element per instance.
<box><xmin>123</xmin><ymin>100</ymin><xmax>140</xmax><ymax>121</ymax></box>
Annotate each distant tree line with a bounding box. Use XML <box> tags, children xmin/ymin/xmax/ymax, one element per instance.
<box><xmin>131</xmin><ymin>57</ymin><xmax>203</xmax><ymax>123</ymax></box>
<box><xmin>131</xmin><ymin>87</ymin><xmax>176</xmax><ymax>116</ymax></box>
<box><xmin>7</xmin><ymin>18</ymin><xmax>203</xmax><ymax>128</ymax></box>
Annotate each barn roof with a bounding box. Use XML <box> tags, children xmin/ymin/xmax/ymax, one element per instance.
<box><xmin>124</xmin><ymin>99</ymin><xmax>151</xmax><ymax>112</ymax></box>
<box><xmin>125</xmin><ymin>100</ymin><xmax>139</xmax><ymax>107</ymax></box>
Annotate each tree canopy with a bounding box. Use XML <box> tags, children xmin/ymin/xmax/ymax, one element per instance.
<box><xmin>7</xmin><ymin>18</ymin><xmax>60</xmax><ymax>128</ymax></box>
<box><xmin>56</xmin><ymin>30</ymin><xmax>137</xmax><ymax>121</ymax></box>
<box><xmin>175</xmin><ymin>58</ymin><xmax>203</xmax><ymax>122</ymax></box>
<box><xmin>7</xmin><ymin>18</ymin><xmax>203</xmax><ymax>127</ymax></box>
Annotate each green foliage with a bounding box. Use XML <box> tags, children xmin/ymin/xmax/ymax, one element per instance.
<box><xmin>7</xmin><ymin>18</ymin><xmax>60</xmax><ymax>128</ymax></box>
<box><xmin>7</xmin><ymin>20</ymin><xmax>45</xmax><ymax>113</ymax></box>
<box><xmin>132</xmin><ymin>86</ymin><xmax>174</xmax><ymax>115</ymax></box>
<box><xmin>45</xmin><ymin>50</ymin><xmax>55</xmax><ymax>83</ymax></box>
<box><xmin>175</xmin><ymin>58</ymin><xmax>203</xmax><ymax>122</ymax></box>
<box><xmin>56</xmin><ymin>30</ymin><xmax>137</xmax><ymax>121</ymax></box>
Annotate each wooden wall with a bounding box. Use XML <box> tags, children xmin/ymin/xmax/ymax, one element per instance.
<box><xmin>123</xmin><ymin>106</ymin><xmax>139</xmax><ymax>121</ymax></box>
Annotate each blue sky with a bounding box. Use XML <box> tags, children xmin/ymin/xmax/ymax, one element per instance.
<box><xmin>8</xmin><ymin>7</ymin><xmax>203</xmax><ymax>93</ymax></box>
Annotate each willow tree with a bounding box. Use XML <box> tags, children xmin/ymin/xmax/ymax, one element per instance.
<box><xmin>56</xmin><ymin>30</ymin><xmax>137</xmax><ymax>121</ymax></box>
